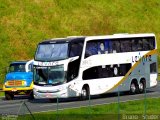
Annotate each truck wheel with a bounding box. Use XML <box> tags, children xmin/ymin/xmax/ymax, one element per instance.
<box><xmin>29</xmin><ymin>91</ymin><xmax>34</xmax><ymax>100</ymax></box>
<box><xmin>5</xmin><ymin>92</ymin><xmax>14</xmax><ymax>100</ymax></box>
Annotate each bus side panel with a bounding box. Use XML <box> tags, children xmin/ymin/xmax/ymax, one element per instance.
<box><xmin>149</xmin><ymin>54</ymin><xmax>158</xmax><ymax>87</ymax></box>
<box><xmin>109</xmin><ymin>54</ymin><xmax>158</xmax><ymax>93</ymax></box>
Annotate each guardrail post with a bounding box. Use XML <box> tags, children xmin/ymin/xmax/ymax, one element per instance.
<box><xmin>144</xmin><ymin>85</ymin><xmax>147</xmax><ymax>120</ymax></box>
<box><xmin>17</xmin><ymin>100</ymin><xmax>35</xmax><ymax>120</ymax></box>
<box><xmin>56</xmin><ymin>96</ymin><xmax>59</xmax><ymax>120</ymax></box>
<box><xmin>117</xmin><ymin>86</ymin><xmax>120</xmax><ymax>120</ymax></box>
<box><xmin>88</xmin><ymin>91</ymin><xmax>91</xmax><ymax>119</ymax></box>
<box><xmin>17</xmin><ymin>101</ymin><xmax>25</xmax><ymax>116</ymax></box>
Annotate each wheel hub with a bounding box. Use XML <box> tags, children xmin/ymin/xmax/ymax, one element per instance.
<box><xmin>131</xmin><ymin>84</ymin><xmax>136</xmax><ymax>93</ymax></box>
<box><xmin>82</xmin><ymin>89</ymin><xmax>87</xmax><ymax>97</ymax></box>
<box><xmin>139</xmin><ymin>83</ymin><xmax>143</xmax><ymax>90</ymax></box>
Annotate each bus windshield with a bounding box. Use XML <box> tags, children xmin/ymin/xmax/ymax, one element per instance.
<box><xmin>34</xmin><ymin>65</ymin><xmax>66</xmax><ymax>85</ymax></box>
<box><xmin>9</xmin><ymin>63</ymin><xmax>26</xmax><ymax>72</ymax></box>
<box><xmin>35</xmin><ymin>43</ymin><xmax>68</xmax><ymax>61</ymax></box>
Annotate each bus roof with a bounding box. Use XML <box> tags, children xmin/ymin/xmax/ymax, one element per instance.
<box><xmin>86</xmin><ymin>33</ymin><xmax>155</xmax><ymax>41</ymax></box>
<box><xmin>39</xmin><ymin>36</ymin><xmax>85</xmax><ymax>44</ymax></box>
<box><xmin>38</xmin><ymin>33</ymin><xmax>155</xmax><ymax>44</ymax></box>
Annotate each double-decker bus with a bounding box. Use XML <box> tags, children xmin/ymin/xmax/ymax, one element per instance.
<box><xmin>33</xmin><ymin>33</ymin><xmax>157</xmax><ymax>100</ymax></box>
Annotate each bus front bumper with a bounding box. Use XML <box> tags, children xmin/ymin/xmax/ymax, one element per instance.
<box><xmin>33</xmin><ymin>89</ymin><xmax>68</xmax><ymax>99</ymax></box>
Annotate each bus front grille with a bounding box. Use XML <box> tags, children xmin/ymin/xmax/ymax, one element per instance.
<box><xmin>7</xmin><ymin>80</ymin><xmax>24</xmax><ymax>86</ymax></box>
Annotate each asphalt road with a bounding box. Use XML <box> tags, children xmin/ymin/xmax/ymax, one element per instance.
<box><xmin>0</xmin><ymin>81</ymin><xmax>160</xmax><ymax>115</ymax></box>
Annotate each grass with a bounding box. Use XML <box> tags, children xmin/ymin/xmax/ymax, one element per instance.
<box><xmin>0</xmin><ymin>0</ymin><xmax>160</xmax><ymax>82</ymax></box>
<box><xmin>17</xmin><ymin>97</ymin><xmax>160</xmax><ymax>120</ymax></box>
<box><xmin>158</xmin><ymin>69</ymin><xmax>160</xmax><ymax>80</ymax></box>
<box><xmin>0</xmin><ymin>92</ymin><xmax>4</xmax><ymax>97</ymax></box>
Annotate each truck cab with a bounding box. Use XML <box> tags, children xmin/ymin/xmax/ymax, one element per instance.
<box><xmin>3</xmin><ymin>60</ymin><xmax>34</xmax><ymax>100</ymax></box>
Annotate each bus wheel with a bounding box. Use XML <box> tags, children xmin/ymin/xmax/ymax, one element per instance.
<box><xmin>139</xmin><ymin>80</ymin><xmax>145</xmax><ymax>93</ymax></box>
<box><xmin>5</xmin><ymin>92</ymin><xmax>14</xmax><ymax>100</ymax></box>
<box><xmin>130</xmin><ymin>81</ymin><xmax>138</xmax><ymax>94</ymax></box>
<box><xmin>81</xmin><ymin>86</ymin><xmax>89</xmax><ymax>100</ymax></box>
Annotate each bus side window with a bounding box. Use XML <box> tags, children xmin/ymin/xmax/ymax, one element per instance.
<box><xmin>121</xmin><ymin>39</ymin><xmax>131</xmax><ymax>52</ymax></box>
<box><xmin>132</xmin><ymin>39</ymin><xmax>143</xmax><ymax>51</ymax></box>
<box><xmin>148</xmin><ymin>38</ymin><xmax>155</xmax><ymax>50</ymax></box>
<box><xmin>108</xmin><ymin>41</ymin><xmax>112</xmax><ymax>53</ymax></box>
<box><xmin>150</xmin><ymin>62</ymin><xmax>157</xmax><ymax>73</ymax></box>
<box><xmin>70</xmin><ymin>43</ymin><xmax>79</xmax><ymax>57</ymax></box>
<box><xmin>69</xmin><ymin>42</ymin><xmax>84</xmax><ymax>57</ymax></box>
<box><xmin>137</xmin><ymin>39</ymin><xmax>143</xmax><ymax>51</ymax></box>
<box><xmin>104</xmin><ymin>40</ymin><xmax>109</xmax><ymax>53</ymax></box>
<box><xmin>142</xmin><ymin>39</ymin><xmax>150</xmax><ymax>51</ymax></box>
<box><xmin>82</xmin><ymin>67</ymin><xmax>99</xmax><ymax>80</ymax></box>
<box><xmin>85</xmin><ymin>41</ymin><xmax>98</xmax><ymax>58</ymax></box>
<box><xmin>68</xmin><ymin>42</ymin><xmax>84</xmax><ymax>81</ymax></box>
<box><xmin>111</xmin><ymin>40</ymin><xmax>120</xmax><ymax>53</ymax></box>
<box><xmin>98</xmin><ymin>41</ymin><xmax>105</xmax><ymax>54</ymax></box>
<box><xmin>132</xmin><ymin>39</ymin><xmax>136</xmax><ymax>51</ymax></box>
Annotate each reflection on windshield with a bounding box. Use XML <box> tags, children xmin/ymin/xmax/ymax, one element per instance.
<box><xmin>9</xmin><ymin>64</ymin><xmax>26</xmax><ymax>72</ymax></box>
<box><xmin>35</xmin><ymin>43</ymin><xmax>68</xmax><ymax>61</ymax></box>
<box><xmin>34</xmin><ymin>65</ymin><xmax>66</xmax><ymax>85</ymax></box>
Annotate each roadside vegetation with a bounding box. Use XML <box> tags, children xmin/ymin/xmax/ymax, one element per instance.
<box><xmin>0</xmin><ymin>0</ymin><xmax>160</xmax><ymax>82</ymax></box>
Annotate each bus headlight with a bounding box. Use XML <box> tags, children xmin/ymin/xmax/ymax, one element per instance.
<box><xmin>33</xmin><ymin>88</ymin><xmax>39</xmax><ymax>92</ymax></box>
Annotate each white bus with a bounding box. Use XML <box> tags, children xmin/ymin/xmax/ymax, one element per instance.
<box><xmin>33</xmin><ymin>33</ymin><xmax>158</xmax><ymax>100</ymax></box>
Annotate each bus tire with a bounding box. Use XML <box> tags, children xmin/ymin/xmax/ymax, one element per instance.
<box><xmin>139</xmin><ymin>80</ymin><xmax>146</xmax><ymax>93</ymax></box>
<box><xmin>130</xmin><ymin>81</ymin><xmax>138</xmax><ymax>94</ymax></box>
<box><xmin>81</xmin><ymin>85</ymin><xmax>89</xmax><ymax>100</ymax></box>
<box><xmin>5</xmin><ymin>92</ymin><xmax>14</xmax><ymax>100</ymax></box>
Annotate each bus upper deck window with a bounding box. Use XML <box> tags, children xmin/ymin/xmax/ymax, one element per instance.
<box><xmin>111</xmin><ymin>40</ymin><xmax>120</xmax><ymax>53</ymax></box>
<box><xmin>98</xmin><ymin>42</ymin><xmax>106</xmax><ymax>54</ymax></box>
<box><xmin>97</xmin><ymin>40</ymin><xmax>110</xmax><ymax>54</ymax></box>
<box><xmin>85</xmin><ymin>42</ymin><xmax>98</xmax><ymax>58</ymax></box>
<box><xmin>121</xmin><ymin>40</ymin><xmax>131</xmax><ymax>52</ymax></box>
